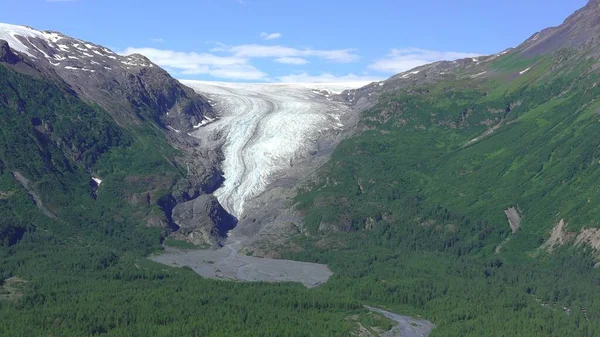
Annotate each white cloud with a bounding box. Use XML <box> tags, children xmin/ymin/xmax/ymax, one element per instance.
<box><xmin>207</xmin><ymin>64</ymin><xmax>268</xmax><ymax>80</ymax></box>
<box><xmin>277</xmin><ymin>72</ymin><xmax>382</xmax><ymax>83</ymax></box>
<box><xmin>120</xmin><ymin>47</ymin><xmax>267</xmax><ymax>80</ymax></box>
<box><xmin>151</xmin><ymin>38</ymin><xmax>165</xmax><ymax>43</ymax></box>
<box><xmin>369</xmin><ymin>48</ymin><xmax>482</xmax><ymax>73</ymax></box>
<box><xmin>274</xmin><ymin>57</ymin><xmax>308</xmax><ymax>65</ymax></box>
<box><xmin>219</xmin><ymin>44</ymin><xmax>359</xmax><ymax>63</ymax></box>
<box><xmin>260</xmin><ymin>32</ymin><xmax>282</xmax><ymax>40</ymax></box>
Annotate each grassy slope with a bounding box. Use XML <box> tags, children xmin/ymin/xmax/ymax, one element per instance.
<box><xmin>290</xmin><ymin>50</ymin><xmax>600</xmax><ymax>335</ymax></box>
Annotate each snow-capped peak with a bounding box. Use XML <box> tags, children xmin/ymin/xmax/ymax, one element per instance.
<box><xmin>0</xmin><ymin>22</ymin><xmax>154</xmax><ymax>70</ymax></box>
<box><xmin>0</xmin><ymin>23</ymin><xmax>54</xmax><ymax>57</ymax></box>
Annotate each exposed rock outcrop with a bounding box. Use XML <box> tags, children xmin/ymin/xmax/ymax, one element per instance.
<box><xmin>171</xmin><ymin>194</ymin><xmax>236</xmax><ymax>246</ymax></box>
<box><xmin>541</xmin><ymin>219</ymin><xmax>600</xmax><ymax>254</ymax></box>
<box><xmin>542</xmin><ymin>219</ymin><xmax>574</xmax><ymax>253</ymax></box>
<box><xmin>504</xmin><ymin>207</ymin><xmax>522</xmax><ymax>234</ymax></box>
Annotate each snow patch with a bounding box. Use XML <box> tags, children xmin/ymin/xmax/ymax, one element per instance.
<box><xmin>121</xmin><ymin>61</ymin><xmax>139</xmax><ymax>66</ymax></box>
<box><xmin>42</xmin><ymin>32</ymin><xmax>62</xmax><ymax>43</ymax></box>
<box><xmin>72</xmin><ymin>43</ymin><xmax>87</xmax><ymax>51</ymax></box>
<box><xmin>0</xmin><ymin>23</ymin><xmax>47</xmax><ymax>57</ymax></box>
<box><xmin>401</xmin><ymin>70</ymin><xmax>420</xmax><ymax>79</ymax></box>
<box><xmin>519</xmin><ymin>67</ymin><xmax>532</xmax><ymax>75</ymax></box>
<box><xmin>193</xmin><ymin>117</ymin><xmax>216</xmax><ymax>129</ymax></box>
<box><xmin>92</xmin><ymin>177</ymin><xmax>102</xmax><ymax>185</ymax></box>
<box><xmin>470</xmin><ymin>71</ymin><xmax>487</xmax><ymax>78</ymax></box>
<box><xmin>64</xmin><ymin>66</ymin><xmax>95</xmax><ymax>72</ymax></box>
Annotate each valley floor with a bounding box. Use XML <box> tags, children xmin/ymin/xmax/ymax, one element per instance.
<box><xmin>150</xmin><ymin>234</ymin><xmax>332</xmax><ymax>288</ymax></box>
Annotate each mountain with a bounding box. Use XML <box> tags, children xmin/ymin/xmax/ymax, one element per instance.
<box><xmin>280</xmin><ymin>0</ymin><xmax>600</xmax><ymax>335</ymax></box>
<box><xmin>0</xmin><ymin>23</ymin><xmax>229</xmax><ymax>248</ymax></box>
<box><xmin>0</xmin><ymin>23</ymin><xmax>214</xmax><ymax>131</ymax></box>
<box><xmin>304</xmin><ymin>0</ymin><xmax>600</xmax><ymax>258</ymax></box>
<box><xmin>3</xmin><ymin>2</ymin><xmax>600</xmax><ymax>337</ymax></box>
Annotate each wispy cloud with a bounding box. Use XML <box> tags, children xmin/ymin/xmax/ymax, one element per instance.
<box><xmin>120</xmin><ymin>47</ymin><xmax>267</xmax><ymax>80</ymax></box>
<box><xmin>278</xmin><ymin>72</ymin><xmax>382</xmax><ymax>83</ymax></box>
<box><xmin>46</xmin><ymin>0</ymin><xmax>77</xmax><ymax>2</ymax></box>
<box><xmin>237</xmin><ymin>0</ymin><xmax>246</xmax><ymax>6</ymax></box>
<box><xmin>369</xmin><ymin>48</ymin><xmax>481</xmax><ymax>73</ymax></box>
<box><xmin>216</xmin><ymin>44</ymin><xmax>359</xmax><ymax>63</ymax></box>
<box><xmin>151</xmin><ymin>38</ymin><xmax>165</xmax><ymax>43</ymax></box>
<box><xmin>274</xmin><ymin>57</ymin><xmax>308</xmax><ymax>65</ymax></box>
<box><xmin>260</xmin><ymin>32</ymin><xmax>282</xmax><ymax>40</ymax></box>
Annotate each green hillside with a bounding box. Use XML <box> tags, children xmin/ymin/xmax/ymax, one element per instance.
<box><xmin>289</xmin><ymin>49</ymin><xmax>600</xmax><ymax>335</ymax></box>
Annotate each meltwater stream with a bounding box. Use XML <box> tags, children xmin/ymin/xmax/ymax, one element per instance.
<box><xmin>181</xmin><ymin>81</ymin><xmax>368</xmax><ymax>219</ymax></box>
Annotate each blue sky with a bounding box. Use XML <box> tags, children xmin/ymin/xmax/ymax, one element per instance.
<box><xmin>0</xmin><ymin>0</ymin><xmax>588</xmax><ymax>82</ymax></box>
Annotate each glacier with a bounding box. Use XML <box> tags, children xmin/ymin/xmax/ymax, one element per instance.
<box><xmin>181</xmin><ymin>80</ymin><xmax>370</xmax><ymax>219</ymax></box>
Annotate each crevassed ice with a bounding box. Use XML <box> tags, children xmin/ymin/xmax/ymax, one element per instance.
<box><xmin>181</xmin><ymin>81</ymin><xmax>369</xmax><ymax>218</ymax></box>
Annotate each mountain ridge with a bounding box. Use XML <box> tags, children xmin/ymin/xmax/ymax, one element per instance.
<box><xmin>0</xmin><ymin>22</ymin><xmax>214</xmax><ymax>132</ymax></box>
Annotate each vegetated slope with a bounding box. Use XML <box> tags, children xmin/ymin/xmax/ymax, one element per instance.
<box><xmin>288</xmin><ymin>1</ymin><xmax>600</xmax><ymax>336</ymax></box>
<box><xmin>0</xmin><ymin>61</ymin><xmax>182</xmax><ymax>250</ymax></box>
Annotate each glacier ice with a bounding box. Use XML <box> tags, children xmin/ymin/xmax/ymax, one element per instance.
<box><xmin>181</xmin><ymin>81</ymin><xmax>369</xmax><ymax>218</ymax></box>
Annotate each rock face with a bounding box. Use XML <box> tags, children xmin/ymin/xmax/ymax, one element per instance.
<box><xmin>171</xmin><ymin>194</ymin><xmax>236</xmax><ymax>246</ymax></box>
<box><xmin>518</xmin><ymin>0</ymin><xmax>600</xmax><ymax>57</ymax></box>
<box><xmin>0</xmin><ymin>23</ymin><xmax>214</xmax><ymax>131</ymax></box>
<box><xmin>0</xmin><ymin>39</ymin><xmax>19</xmax><ymax>64</ymax></box>
<box><xmin>542</xmin><ymin>219</ymin><xmax>600</xmax><ymax>254</ymax></box>
<box><xmin>504</xmin><ymin>207</ymin><xmax>522</xmax><ymax>234</ymax></box>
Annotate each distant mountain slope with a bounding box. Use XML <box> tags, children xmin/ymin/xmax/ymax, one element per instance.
<box><xmin>0</xmin><ymin>23</ymin><xmax>214</xmax><ymax>131</ymax></box>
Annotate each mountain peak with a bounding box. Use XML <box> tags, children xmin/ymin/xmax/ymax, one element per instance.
<box><xmin>518</xmin><ymin>0</ymin><xmax>600</xmax><ymax>57</ymax></box>
<box><xmin>0</xmin><ymin>22</ymin><xmax>214</xmax><ymax>132</ymax></box>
